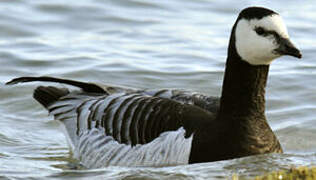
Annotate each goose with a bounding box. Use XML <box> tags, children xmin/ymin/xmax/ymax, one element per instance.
<box><xmin>6</xmin><ymin>7</ymin><xmax>302</xmax><ymax>168</ymax></box>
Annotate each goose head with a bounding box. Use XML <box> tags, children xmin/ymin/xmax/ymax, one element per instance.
<box><xmin>232</xmin><ymin>7</ymin><xmax>302</xmax><ymax>65</ymax></box>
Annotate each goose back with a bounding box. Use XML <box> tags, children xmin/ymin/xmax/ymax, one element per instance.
<box><xmin>101</xmin><ymin>85</ymin><xmax>220</xmax><ymax>114</ymax></box>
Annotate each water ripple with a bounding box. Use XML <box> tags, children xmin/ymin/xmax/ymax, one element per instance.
<box><xmin>0</xmin><ymin>0</ymin><xmax>316</xmax><ymax>179</ymax></box>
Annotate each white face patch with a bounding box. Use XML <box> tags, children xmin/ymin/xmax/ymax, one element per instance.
<box><xmin>235</xmin><ymin>14</ymin><xmax>290</xmax><ymax>65</ymax></box>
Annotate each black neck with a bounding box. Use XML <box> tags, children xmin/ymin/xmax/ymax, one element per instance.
<box><xmin>218</xmin><ymin>56</ymin><xmax>269</xmax><ymax>121</ymax></box>
<box><xmin>218</xmin><ymin>21</ymin><xmax>269</xmax><ymax>124</ymax></box>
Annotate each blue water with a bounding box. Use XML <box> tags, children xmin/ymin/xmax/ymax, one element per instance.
<box><xmin>0</xmin><ymin>0</ymin><xmax>316</xmax><ymax>179</ymax></box>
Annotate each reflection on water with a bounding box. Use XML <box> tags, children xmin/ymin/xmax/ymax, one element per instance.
<box><xmin>0</xmin><ymin>0</ymin><xmax>316</xmax><ymax>179</ymax></box>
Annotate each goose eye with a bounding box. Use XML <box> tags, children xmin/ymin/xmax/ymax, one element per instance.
<box><xmin>255</xmin><ymin>27</ymin><xmax>265</xmax><ymax>35</ymax></box>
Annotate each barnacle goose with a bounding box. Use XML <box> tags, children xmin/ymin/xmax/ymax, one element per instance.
<box><xmin>6</xmin><ymin>7</ymin><xmax>302</xmax><ymax>168</ymax></box>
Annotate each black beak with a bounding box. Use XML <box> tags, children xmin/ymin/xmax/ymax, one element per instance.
<box><xmin>275</xmin><ymin>38</ymin><xmax>302</xmax><ymax>58</ymax></box>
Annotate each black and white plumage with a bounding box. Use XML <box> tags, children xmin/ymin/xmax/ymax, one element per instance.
<box><xmin>6</xmin><ymin>7</ymin><xmax>302</xmax><ymax>168</ymax></box>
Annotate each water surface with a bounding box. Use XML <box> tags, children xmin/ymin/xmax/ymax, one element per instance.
<box><xmin>1</xmin><ymin>0</ymin><xmax>316</xmax><ymax>179</ymax></box>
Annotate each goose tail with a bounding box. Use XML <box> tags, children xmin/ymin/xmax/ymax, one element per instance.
<box><xmin>33</xmin><ymin>86</ymin><xmax>69</xmax><ymax>108</ymax></box>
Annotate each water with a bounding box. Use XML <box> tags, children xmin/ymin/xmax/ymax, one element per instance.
<box><xmin>0</xmin><ymin>0</ymin><xmax>315</xmax><ymax>179</ymax></box>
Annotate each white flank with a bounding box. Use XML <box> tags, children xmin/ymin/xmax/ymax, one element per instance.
<box><xmin>235</xmin><ymin>14</ymin><xmax>290</xmax><ymax>65</ymax></box>
<box><xmin>74</xmin><ymin>127</ymin><xmax>193</xmax><ymax>168</ymax></box>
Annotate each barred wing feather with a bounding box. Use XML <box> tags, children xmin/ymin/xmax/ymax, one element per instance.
<box><xmin>48</xmin><ymin>92</ymin><xmax>200</xmax><ymax>167</ymax></box>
